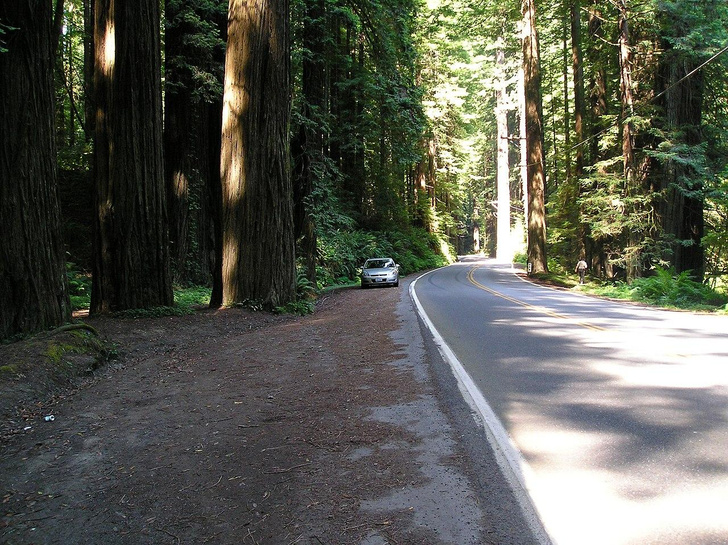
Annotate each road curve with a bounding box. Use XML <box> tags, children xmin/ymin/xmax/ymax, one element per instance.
<box><xmin>412</xmin><ymin>257</ymin><xmax>728</xmax><ymax>545</ymax></box>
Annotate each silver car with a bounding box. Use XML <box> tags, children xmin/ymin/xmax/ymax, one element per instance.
<box><xmin>360</xmin><ymin>258</ymin><xmax>400</xmax><ymax>288</ymax></box>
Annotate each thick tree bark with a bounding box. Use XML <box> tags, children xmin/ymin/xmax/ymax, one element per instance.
<box><xmin>220</xmin><ymin>0</ymin><xmax>296</xmax><ymax>308</ymax></box>
<box><xmin>52</xmin><ymin>0</ymin><xmax>65</xmax><ymax>56</ymax></box>
<box><xmin>585</xmin><ymin>2</ymin><xmax>609</xmax><ymax>276</ymax></box>
<box><xmin>656</xmin><ymin>62</ymin><xmax>705</xmax><ymax>279</ymax></box>
<box><xmin>571</xmin><ymin>0</ymin><xmax>587</xmax><ymax>258</ymax></box>
<box><xmin>163</xmin><ymin>0</ymin><xmax>190</xmax><ymax>283</ymax></box>
<box><xmin>0</xmin><ymin>0</ymin><xmax>71</xmax><ymax>339</ymax></box>
<box><xmin>571</xmin><ymin>0</ymin><xmax>585</xmax><ymax>180</ymax></box>
<box><xmin>518</xmin><ymin>68</ymin><xmax>528</xmax><ymax>223</ymax></box>
<box><xmin>207</xmin><ymin>99</ymin><xmax>224</xmax><ymax>307</ymax></box>
<box><xmin>652</xmin><ymin>6</ymin><xmax>707</xmax><ymax>280</ymax></box>
<box><xmin>340</xmin><ymin>25</ymin><xmax>366</xmax><ymax>221</ymax></box>
<box><xmin>163</xmin><ymin>0</ymin><xmax>226</xmax><ymax>288</ymax></box>
<box><xmin>91</xmin><ymin>0</ymin><xmax>173</xmax><ymax>313</ymax></box>
<box><xmin>291</xmin><ymin>122</ymin><xmax>317</xmax><ymax>286</ymax></box>
<box><xmin>616</xmin><ymin>0</ymin><xmax>640</xmax><ymax>280</ymax></box>
<box><xmin>562</xmin><ymin>23</ymin><xmax>571</xmax><ymax>185</ymax></box>
<box><xmin>495</xmin><ymin>48</ymin><xmax>511</xmax><ymax>261</ymax></box>
<box><xmin>328</xmin><ymin>16</ymin><xmax>344</xmax><ymax>203</ymax></box>
<box><xmin>84</xmin><ymin>0</ymin><xmax>94</xmax><ymax>142</ymax></box>
<box><xmin>617</xmin><ymin>2</ymin><xmax>635</xmax><ymax>193</ymax></box>
<box><xmin>587</xmin><ymin>3</ymin><xmax>607</xmax><ymax>167</ymax></box>
<box><xmin>292</xmin><ymin>0</ymin><xmax>326</xmax><ymax>286</ymax></box>
<box><xmin>522</xmin><ymin>0</ymin><xmax>548</xmax><ymax>274</ymax></box>
<box><xmin>412</xmin><ymin>137</ymin><xmax>436</xmax><ymax>231</ymax></box>
<box><xmin>164</xmin><ymin>83</ymin><xmax>193</xmax><ymax>284</ymax></box>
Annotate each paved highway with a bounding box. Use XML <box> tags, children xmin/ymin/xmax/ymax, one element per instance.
<box><xmin>412</xmin><ymin>256</ymin><xmax>728</xmax><ymax>545</ymax></box>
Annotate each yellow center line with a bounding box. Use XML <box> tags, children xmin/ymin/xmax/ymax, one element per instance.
<box><xmin>466</xmin><ymin>267</ymin><xmax>607</xmax><ymax>332</ymax></box>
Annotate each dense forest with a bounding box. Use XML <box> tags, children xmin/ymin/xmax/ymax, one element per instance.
<box><xmin>2</xmin><ymin>0</ymin><xmax>728</xmax><ymax>339</ymax></box>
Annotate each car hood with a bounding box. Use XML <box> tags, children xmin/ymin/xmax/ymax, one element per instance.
<box><xmin>363</xmin><ymin>267</ymin><xmax>397</xmax><ymax>275</ymax></box>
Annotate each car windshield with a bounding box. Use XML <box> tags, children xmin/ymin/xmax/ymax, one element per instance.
<box><xmin>364</xmin><ymin>259</ymin><xmax>391</xmax><ymax>269</ymax></box>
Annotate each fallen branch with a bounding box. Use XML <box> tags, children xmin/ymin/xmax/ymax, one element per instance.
<box><xmin>343</xmin><ymin>520</ymin><xmax>392</xmax><ymax>532</ymax></box>
<box><xmin>207</xmin><ymin>476</ymin><xmax>223</xmax><ymax>489</ymax></box>
<box><xmin>304</xmin><ymin>438</ymin><xmax>342</xmax><ymax>453</ymax></box>
<box><xmin>153</xmin><ymin>527</ymin><xmax>180</xmax><ymax>544</ymax></box>
<box><xmin>41</xmin><ymin>323</ymin><xmax>99</xmax><ymax>338</ymax></box>
<box><xmin>246</xmin><ymin>527</ymin><xmax>260</xmax><ymax>545</ymax></box>
<box><xmin>263</xmin><ymin>462</ymin><xmax>312</xmax><ymax>475</ymax></box>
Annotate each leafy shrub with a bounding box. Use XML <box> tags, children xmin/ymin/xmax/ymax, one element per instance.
<box><xmin>113</xmin><ymin>306</ymin><xmax>190</xmax><ymax>319</ymax></box>
<box><xmin>582</xmin><ymin>268</ymin><xmax>727</xmax><ymax>310</ymax></box>
<box><xmin>384</xmin><ymin>228</ymin><xmax>449</xmax><ymax>275</ymax></box>
<box><xmin>174</xmin><ymin>285</ymin><xmax>212</xmax><ymax>308</ymax></box>
<box><xmin>66</xmin><ymin>262</ymin><xmax>91</xmax><ymax>310</ymax></box>
<box><xmin>317</xmin><ymin>230</ymin><xmax>390</xmax><ymax>287</ymax></box>
<box><xmin>513</xmin><ymin>252</ymin><xmax>528</xmax><ymax>265</ymax></box>
<box><xmin>631</xmin><ymin>267</ymin><xmax>728</xmax><ymax>308</ymax></box>
<box><xmin>275</xmin><ymin>271</ymin><xmax>317</xmax><ymax>315</ymax></box>
<box><xmin>316</xmin><ymin>226</ymin><xmax>450</xmax><ymax>288</ymax></box>
<box><xmin>589</xmin><ymin>282</ymin><xmax>633</xmax><ymax>300</ymax></box>
<box><xmin>275</xmin><ymin>299</ymin><xmax>315</xmax><ymax>315</ymax></box>
<box><xmin>632</xmin><ymin>267</ymin><xmax>728</xmax><ymax>308</ymax></box>
<box><xmin>112</xmin><ymin>286</ymin><xmax>211</xmax><ymax>318</ymax></box>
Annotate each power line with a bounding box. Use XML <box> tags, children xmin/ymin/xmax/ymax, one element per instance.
<box><xmin>559</xmin><ymin>41</ymin><xmax>728</xmax><ymax>161</ymax></box>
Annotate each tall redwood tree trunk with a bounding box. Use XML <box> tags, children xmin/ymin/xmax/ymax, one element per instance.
<box><xmin>220</xmin><ymin>0</ymin><xmax>296</xmax><ymax>308</ymax></box>
<box><xmin>0</xmin><ymin>0</ymin><xmax>71</xmax><ymax>338</ymax></box>
<box><xmin>651</xmin><ymin>3</ymin><xmax>709</xmax><ymax>280</ymax></box>
<box><xmin>163</xmin><ymin>0</ymin><xmax>226</xmax><ymax>288</ymax></box>
<box><xmin>570</xmin><ymin>0</ymin><xmax>585</xmax><ymax>181</ymax></box>
<box><xmin>617</xmin><ymin>0</ymin><xmax>639</xmax><ymax>280</ymax></box>
<box><xmin>292</xmin><ymin>0</ymin><xmax>326</xmax><ymax>286</ymax></box>
<box><xmin>91</xmin><ymin>0</ymin><xmax>173</xmax><ymax>313</ymax></box>
<box><xmin>571</xmin><ymin>0</ymin><xmax>587</xmax><ymax>259</ymax></box>
<box><xmin>522</xmin><ymin>0</ymin><xmax>548</xmax><ymax>274</ymax></box>
<box><xmin>586</xmin><ymin>1</ymin><xmax>609</xmax><ymax>276</ymax></box>
<box><xmin>495</xmin><ymin>48</ymin><xmax>511</xmax><ymax>261</ymax></box>
<box><xmin>164</xmin><ymin>81</ymin><xmax>193</xmax><ymax>283</ymax></box>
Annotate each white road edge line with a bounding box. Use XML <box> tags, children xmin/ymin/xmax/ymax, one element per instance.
<box><xmin>410</xmin><ymin>269</ymin><xmax>555</xmax><ymax>545</ymax></box>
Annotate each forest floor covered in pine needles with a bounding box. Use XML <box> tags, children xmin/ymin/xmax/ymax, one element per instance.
<box><xmin>0</xmin><ymin>280</ymin><xmax>535</xmax><ymax>545</ymax></box>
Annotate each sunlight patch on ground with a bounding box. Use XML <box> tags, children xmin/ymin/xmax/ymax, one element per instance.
<box><xmin>518</xmin><ymin>427</ymin><xmax>626</xmax><ymax>469</ymax></box>
<box><xmin>594</xmin><ymin>359</ymin><xmax>728</xmax><ymax>389</ymax></box>
<box><xmin>582</xmin><ymin>325</ymin><xmax>728</xmax><ymax>389</ymax></box>
<box><xmin>516</xmin><ymin>423</ymin><xmax>728</xmax><ymax>545</ymax></box>
<box><xmin>528</xmin><ymin>468</ymin><xmax>728</xmax><ymax>545</ymax></box>
<box><xmin>515</xmin><ymin>424</ymin><xmax>636</xmax><ymax>545</ymax></box>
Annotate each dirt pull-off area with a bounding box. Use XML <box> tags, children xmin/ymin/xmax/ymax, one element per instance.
<box><xmin>1</xmin><ymin>281</ymin><xmax>530</xmax><ymax>545</ymax></box>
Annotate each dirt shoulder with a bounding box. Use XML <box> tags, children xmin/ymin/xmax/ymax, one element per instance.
<box><xmin>1</xmin><ymin>280</ymin><xmax>522</xmax><ymax>545</ymax></box>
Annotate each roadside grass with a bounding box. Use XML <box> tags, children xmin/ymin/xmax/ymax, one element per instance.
<box><xmin>529</xmin><ymin>271</ymin><xmax>579</xmax><ymax>289</ymax></box>
<box><xmin>531</xmin><ymin>266</ymin><xmax>728</xmax><ymax>312</ymax></box>
<box><xmin>174</xmin><ymin>285</ymin><xmax>212</xmax><ymax>309</ymax></box>
<box><xmin>66</xmin><ymin>274</ymin><xmax>356</xmax><ymax>319</ymax></box>
<box><xmin>114</xmin><ymin>286</ymin><xmax>213</xmax><ymax>318</ymax></box>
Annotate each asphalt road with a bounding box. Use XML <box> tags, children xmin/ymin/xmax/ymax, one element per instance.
<box><xmin>411</xmin><ymin>256</ymin><xmax>728</xmax><ymax>545</ymax></box>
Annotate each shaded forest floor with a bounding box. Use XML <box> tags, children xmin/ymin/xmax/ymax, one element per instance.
<box><xmin>0</xmin><ymin>283</ymin><xmax>506</xmax><ymax>545</ymax></box>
